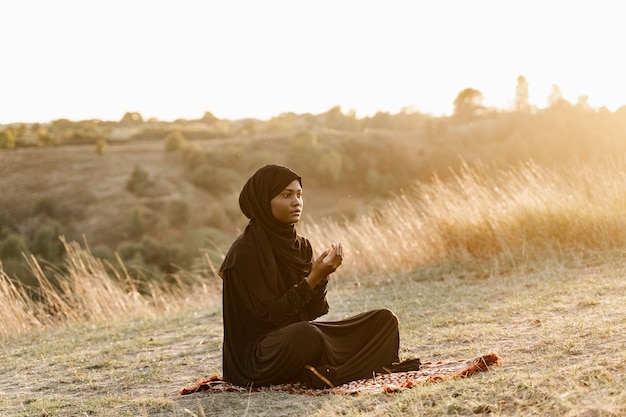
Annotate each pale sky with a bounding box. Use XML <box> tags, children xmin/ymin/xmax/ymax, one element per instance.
<box><xmin>2</xmin><ymin>0</ymin><xmax>625</xmax><ymax>124</ymax></box>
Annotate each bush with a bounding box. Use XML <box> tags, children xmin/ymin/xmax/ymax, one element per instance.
<box><xmin>33</xmin><ymin>197</ymin><xmax>59</xmax><ymax>218</ymax></box>
<box><xmin>126</xmin><ymin>207</ymin><xmax>146</xmax><ymax>240</ymax></box>
<box><xmin>29</xmin><ymin>220</ymin><xmax>65</xmax><ymax>262</ymax></box>
<box><xmin>190</xmin><ymin>164</ymin><xmax>240</xmax><ymax>194</ymax></box>
<box><xmin>138</xmin><ymin>236</ymin><xmax>187</xmax><ymax>274</ymax></box>
<box><xmin>96</xmin><ymin>138</ymin><xmax>108</xmax><ymax>155</ymax></box>
<box><xmin>167</xmin><ymin>199</ymin><xmax>191</xmax><ymax>228</ymax></box>
<box><xmin>90</xmin><ymin>243</ymin><xmax>114</xmax><ymax>262</ymax></box>
<box><xmin>126</xmin><ymin>165</ymin><xmax>154</xmax><ymax>197</ymax></box>
<box><xmin>117</xmin><ymin>237</ymin><xmax>191</xmax><ymax>275</ymax></box>
<box><xmin>0</xmin><ymin>211</ymin><xmax>18</xmax><ymax>240</ymax></box>
<box><xmin>0</xmin><ymin>234</ymin><xmax>29</xmax><ymax>258</ymax></box>
<box><xmin>0</xmin><ymin>129</ymin><xmax>16</xmax><ymax>149</ymax></box>
<box><xmin>164</xmin><ymin>131</ymin><xmax>187</xmax><ymax>152</ymax></box>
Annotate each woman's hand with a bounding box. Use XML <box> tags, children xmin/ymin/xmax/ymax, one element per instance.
<box><xmin>306</xmin><ymin>242</ymin><xmax>343</xmax><ymax>288</ymax></box>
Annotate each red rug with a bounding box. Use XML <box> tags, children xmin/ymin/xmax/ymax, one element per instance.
<box><xmin>180</xmin><ymin>352</ymin><xmax>501</xmax><ymax>395</ymax></box>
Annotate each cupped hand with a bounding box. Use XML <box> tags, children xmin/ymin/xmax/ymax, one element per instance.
<box><xmin>307</xmin><ymin>242</ymin><xmax>344</xmax><ymax>288</ymax></box>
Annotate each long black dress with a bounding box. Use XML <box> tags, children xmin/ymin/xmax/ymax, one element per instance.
<box><xmin>219</xmin><ymin>165</ymin><xmax>400</xmax><ymax>388</ymax></box>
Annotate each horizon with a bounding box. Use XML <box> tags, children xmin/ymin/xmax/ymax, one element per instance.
<box><xmin>2</xmin><ymin>1</ymin><xmax>626</xmax><ymax>125</ymax></box>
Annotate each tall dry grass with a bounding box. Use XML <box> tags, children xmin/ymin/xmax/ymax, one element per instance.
<box><xmin>303</xmin><ymin>157</ymin><xmax>626</xmax><ymax>282</ymax></box>
<box><xmin>3</xmin><ymin>156</ymin><xmax>626</xmax><ymax>337</ymax></box>
<box><xmin>0</xmin><ymin>237</ymin><xmax>219</xmax><ymax>338</ymax></box>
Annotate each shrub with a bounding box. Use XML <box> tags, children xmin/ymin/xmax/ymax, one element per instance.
<box><xmin>95</xmin><ymin>138</ymin><xmax>108</xmax><ymax>155</ymax></box>
<box><xmin>164</xmin><ymin>131</ymin><xmax>187</xmax><ymax>152</ymax></box>
<box><xmin>127</xmin><ymin>207</ymin><xmax>146</xmax><ymax>240</ymax></box>
<box><xmin>182</xmin><ymin>142</ymin><xmax>202</xmax><ymax>169</ymax></box>
<box><xmin>0</xmin><ymin>234</ymin><xmax>29</xmax><ymax>258</ymax></box>
<box><xmin>90</xmin><ymin>243</ymin><xmax>114</xmax><ymax>262</ymax></box>
<box><xmin>0</xmin><ymin>128</ymin><xmax>16</xmax><ymax>149</ymax></box>
<box><xmin>29</xmin><ymin>220</ymin><xmax>65</xmax><ymax>262</ymax></box>
<box><xmin>116</xmin><ymin>240</ymin><xmax>143</xmax><ymax>261</ymax></box>
<box><xmin>126</xmin><ymin>165</ymin><xmax>154</xmax><ymax>197</ymax></box>
<box><xmin>0</xmin><ymin>211</ymin><xmax>18</xmax><ymax>240</ymax></box>
<box><xmin>138</xmin><ymin>236</ymin><xmax>186</xmax><ymax>273</ymax></box>
<box><xmin>33</xmin><ymin>197</ymin><xmax>58</xmax><ymax>218</ymax></box>
<box><xmin>190</xmin><ymin>164</ymin><xmax>240</xmax><ymax>194</ymax></box>
<box><xmin>117</xmin><ymin>237</ymin><xmax>191</xmax><ymax>276</ymax></box>
<box><xmin>167</xmin><ymin>199</ymin><xmax>191</xmax><ymax>228</ymax></box>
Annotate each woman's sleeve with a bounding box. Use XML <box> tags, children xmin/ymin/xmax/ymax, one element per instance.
<box><xmin>226</xmin><ymin>269</ymin><xmax>317</xmax><ymax>329</ymax></box>
<box><xmin>304</xmin><ymin>278</ymin><xmax>329</xmax><ymax>320</ymax></box>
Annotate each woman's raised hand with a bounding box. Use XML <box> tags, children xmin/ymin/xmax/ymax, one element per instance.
<box><xmin>306</xmin><ymin>242</ymin><xmax>343</xmax><ymax>288</ymax></box>
<box><xmin>323</xmin><ymin>242</ymin><xmax>343</xmax><ymax>264</ymax></box>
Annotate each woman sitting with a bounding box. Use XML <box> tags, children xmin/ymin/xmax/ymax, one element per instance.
<box><xmin>219</xmin><ymin>164</ymin><xmax>419</xmax><ymax>388</ymax></box>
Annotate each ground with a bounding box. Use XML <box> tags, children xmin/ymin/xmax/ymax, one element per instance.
<box><xmin>2</xmin><ymin>255</ymin><xmax>626</xmax><ymax>416</ymax></box>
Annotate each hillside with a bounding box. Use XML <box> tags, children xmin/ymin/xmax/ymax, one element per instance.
<box><xmin>0</xmin><ymin>133</ymin><xmax>394</xmax><ymax>244</ymax></box>
<box><xmin>2</xmin><ymin>142</ymin><xmax>193</xmax><ymax>243</ymax></box>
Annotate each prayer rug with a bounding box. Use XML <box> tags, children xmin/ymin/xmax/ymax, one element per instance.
<box><xmin>179</xmin><ymin>352</ymin><xmax>500</xmax><ymax>396</ymax></box>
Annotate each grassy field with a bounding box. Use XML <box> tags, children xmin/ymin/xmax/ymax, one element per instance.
<box><xmin>3</xmin><ymin>157</ymin><xmax>626</xmax><ymax>416</ymax></box>
<box><xmin>2</xmin><ymin>255</ymin><xmax>626</xmax><ymax>416</ymax></box>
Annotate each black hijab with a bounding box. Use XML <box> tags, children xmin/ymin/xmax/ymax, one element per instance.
<box><xmin>219</xmin><ymin>165</ymin><xmax>313</xmax><ymax>302</ymax></box>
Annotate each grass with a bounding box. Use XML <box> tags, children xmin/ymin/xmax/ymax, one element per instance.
<box><xmin>3</xmin><ymin>157</ymin><xmax>626</xmax><ymax>415</ymax></box>
<box><xmin>0</xmin><ymin>239</ymin><xmax>221</xmax><ymax>338</ymax></box>
<box><xmin>302</xmin><ymin>158</ymin><xmax>626</xmax><ymax>283</ymax></box>
<box><xmin>2</xmin><ymin>257</ymin><xmax>626</xmax><ymax>416</ymax></box>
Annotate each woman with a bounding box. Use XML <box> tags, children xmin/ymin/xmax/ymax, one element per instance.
<box><xmin>219</xmin><ymin>164</ymin><xmax>418</xmax><ymax>388</ymax></box>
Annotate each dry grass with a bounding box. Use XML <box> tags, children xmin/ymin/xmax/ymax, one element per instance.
<box><xmin>302</xmin><ymin>157</ymin><xmax>626</xmax><ymax>283</ymax></box>
<box><xmin>0</xmin><ymin>238</ymin><xmax>220</xmax><ymax>338</ymax></box>
<box><xmin>3</xmin><ymin>157</ymin><xmax>626</xmax><ymax>415</ymax></box>
<box><xmin>2</xmin><ymin>259</ymin><xmax>625</xmax><ymax>416</ymax></box>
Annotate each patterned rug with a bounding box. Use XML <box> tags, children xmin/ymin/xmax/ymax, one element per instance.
<box><xmin>179</xmin><ymin>352</ymin><xmax>501</xmax><ymax>396</ymax></box>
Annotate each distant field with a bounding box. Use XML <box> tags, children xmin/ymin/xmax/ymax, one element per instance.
<box><xmin>0</xmin><ymin>137</ymin><xmax>376</xmax><ymax>250</ymax></box>
<box><xmin>0</xmin><ymin>141</ymin><xmax>229</xmax><ymax>246</ymax></box>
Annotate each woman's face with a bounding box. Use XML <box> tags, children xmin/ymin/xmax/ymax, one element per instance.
<box><xmin>270</xmin><ymin>179</ymin><xmax>303</xmax><ymax>224</ymax></box>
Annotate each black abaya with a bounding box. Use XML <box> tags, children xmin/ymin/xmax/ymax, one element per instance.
<box><xmin>219</xmin><ymin>165</ymin><xmax>401</xmax><ymax>388</ymax></box>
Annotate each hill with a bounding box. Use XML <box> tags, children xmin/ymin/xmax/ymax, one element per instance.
<box><xmin>1</xmin><ymin>133</ymin><xmax>398</xmax><ymax>285</ymax></box>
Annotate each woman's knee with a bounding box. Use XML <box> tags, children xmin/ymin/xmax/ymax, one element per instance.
<box><xmin>287</xmin><ymin>321</ymin><xmax>325</xmax><ymax>346</ymax></box>
<box><xmin>374</xmin><ymin>308</ymin><xmax>398</xmax><ymax>327</ymax></box>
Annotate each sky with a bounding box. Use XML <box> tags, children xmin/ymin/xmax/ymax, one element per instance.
<box><xmin>2</xmin><ymin>0</ymin><xmax>626</xmax><ymax>124</ymax></box>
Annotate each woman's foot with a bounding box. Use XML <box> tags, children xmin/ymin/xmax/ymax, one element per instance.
<box><xmin>384</xmin><ymin>358</ymin><xmax>421</xmax><ymax>373</ymax></box>
<box><xmin>303</xmin><ymin>365</ymin><xmax>337</xmax><ymax>389</ymax></box>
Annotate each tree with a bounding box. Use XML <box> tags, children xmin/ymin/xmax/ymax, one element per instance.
<box><xmin>96</xmin><ymin>138</ymin><xmax>108</xmax><ymax>155</ymax></box>
<box><xmin>16</xmin><ymin>124</ymin><xmax>27</xmax><ymax>142</ymax></box>
<box><xmin>37</xmin><ymin>127</ymin><xmax>55</xmax><ymax>146</ymax></box>
<box><xmin>576</xmin><ymin>95</ymin><xmax>591</xmax><ymax>110</ymax></box>
<box><xmin>200</xmin><ymin>111</ymin><xmax>219</xmax><ymax>124</ymax></box>
<box><xmin>30</xmin><ymin>220</ymin><xmax>65</xmax><ymax>262</ymax></box>
<box><xmin>126</xmin><ymin>165</ymin><xmax>154</xmax><ymax>197</ymax></box>
<box><xmin>548</xmin><ymin>84</ymin><xmax>564</xmax><ymax>107</ymax></box>
<box><xmin>0</xmin><ymin>129</ymin><xmax>16</xmax><ymax>149</ymax></box>
<box><xmin>453</xmin><ymin>88</ymin><xmax>484</xmax><ymax>121</ymax></box>
<box><xmin>322</xmin><ymin>105</ymin><xmax>358</xmax><ymax>130</ymax></box>
<box><xmin>515</xmin><ymin>75</ymin><xmax>530</xmax><ymax>112</ymax></box>
<box><xmin>127</xmin><ymin>207</ymin><xmax>145</xmax><ymax>239</ymax></box>
<box><xmin>120</xmin><ymin>112</ymin><xmax>143</xmax><ymax>124</ymax></box>
<box><xmin>164</xmin><ymin>131</ymin><xmax>186</xmax><ymax>152</ymax></box>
